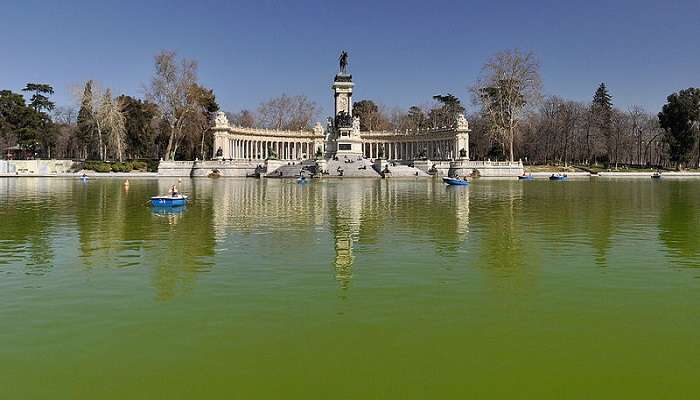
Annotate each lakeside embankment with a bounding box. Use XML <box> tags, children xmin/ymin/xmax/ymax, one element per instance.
<box><xmin>4</xmin><ymin>159</ymin><xmax>700</xmax><ymax>178</ymax></box>
<box><xmin>6</xmin><ymin>170</ymin><xmax>700</xmax><ymax>179</ymax></box>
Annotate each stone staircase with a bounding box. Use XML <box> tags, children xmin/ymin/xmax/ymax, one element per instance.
<box><xmin>381</xmin><ymin>164</ymin><xmax>431</xmax><ymax>177</ymax></box>
<box><xmin>324</xmin><ymin>155</ymin><xmax>380</xmax><ymax>178</ymax></box>
<box><xmin>266</xmin><ymin>160</ymin><xmax>317</xmax><ymax>178</ymax></box>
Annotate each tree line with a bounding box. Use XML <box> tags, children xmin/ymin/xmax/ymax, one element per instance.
<box><xmin>1</xmin><ymin>51</ymin><xmax>220</xmax><ymax>162</ymax></box>
<box><xmin>467</xmin><ymin>49</ymin><xmax>699</xmax><ymax>170</ymax></box>
<box><xmin>2</xmin><ymin>49</ymin><xmax>699</xmax><ymax>168</ymax></box>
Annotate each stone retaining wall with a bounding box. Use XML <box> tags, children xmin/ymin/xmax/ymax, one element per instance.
<box><xmin>158</xmin><ymin>160</ymin><xmax>262</xmax><ymax>177</ymax></box>
<box><xmin>0</xmin><ymin>160</ymin><xmax>77</xmax><ymax>175</ymax></box>
<box><xmin>450</xmin><ymin>160</ymin><xmax>524</xmax><ymax>177</ymax></box>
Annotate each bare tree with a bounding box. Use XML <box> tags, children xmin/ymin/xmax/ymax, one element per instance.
<box><xmin>98</xmin><ymin>89</ymin><xmax>127</xmax><ymax>162</ymax></box>
<box><xmin>53</xmin><ymin>106</ymin><xmax>78</xmax><ymax>125</ymax></box>
<box><xmin>257</xmin><ymin>94</ymin><xmax>318</xmax><ymax>130</ymax></box>
<box><xmin>146</xmin><ymin>50</ymin><xmax>199</xmax><ymax>160</ymax></box>
<box><xmin>227</xmin><ymin>110</ymin><xmax>255</xmax><ymax>127</ymax></box>
<box><xmin>472</xmin><ymin>49</ymin><xmax>542</xmax><ymax>162</ymax></box>
<box><xmin>73</xmin><ymin>82</ymin><xmax>128</xmax><ymax>161</ymax></box>
<box><xmin>74</xmin><ymin>80</ymin><xmax>107</xmax><ymax>160</ymax></box>
<box><xmin>627</xmin><ymin>105</ymin><xmax>647</xmax><ymax>165</ymax></box>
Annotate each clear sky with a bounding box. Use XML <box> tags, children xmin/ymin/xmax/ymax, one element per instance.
<box><xmin>2</xmin><ymin>0</ymin><xmax>698</xmax><ymax>116</ymax></box>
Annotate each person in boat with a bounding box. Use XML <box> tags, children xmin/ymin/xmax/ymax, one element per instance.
<box><xmin>170</xmin><ymin>185</ymin><xmax>179</xmax><ymax>197</ymax></box>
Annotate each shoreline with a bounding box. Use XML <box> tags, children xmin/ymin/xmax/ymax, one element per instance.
<box><xmin>4</xmin><ymin>171</ymin><xmax>700</xmax><ymax>179</ymax></box>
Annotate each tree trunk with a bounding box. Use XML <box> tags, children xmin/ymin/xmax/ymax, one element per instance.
<box><xmin>164</xmin><ymin>120</ymin><xmax>180</xmax><ymax>161</ymax></box>
<box><xmin>563</xmin><ymin>131</ymin><xmax>569</xmax><ymax>168</ymax></box>
<box><xmin>97</xmin><ymin>127</ymin><xmax>103</xmax><ymax>161</ymax></box>
<box><xmin>509</xmin><ymin>124</ymin><xmax>514</xmax><ymax>162</ymax></box>
<box><xmin>585</xmin><ymin>123</ymin><xmax>591</xmax><ymax>163</ymax></box>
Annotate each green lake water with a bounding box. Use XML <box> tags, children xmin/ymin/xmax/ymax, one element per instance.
<box><xmin>1</xmin><ymin>177</ymin><xmax>699</xmax><ymax>399</ymax></box>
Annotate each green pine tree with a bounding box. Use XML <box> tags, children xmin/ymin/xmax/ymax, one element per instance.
<box><xmin>592</xmin><ymin>83</ymin><xmax>613</xmax><ymax>165</ymax></box>
<box><xmin>658</xmin><ymin>88</ymin><xmax>700</xmax><ymax>170</ymax></box>
<box><xmin>75</xmin><ymin>81</ymin><xmax>96</xmax><ymax>160</ymax></box>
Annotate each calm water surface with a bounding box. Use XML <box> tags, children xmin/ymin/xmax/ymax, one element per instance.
<box><xmin>1</xmin><ymin>177</ymin><xmax>699</xmax><ymax>398</ymax></box>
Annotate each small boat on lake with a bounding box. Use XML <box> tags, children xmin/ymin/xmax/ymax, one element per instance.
<box><xmin>297</xmin><ymin>175</ymin><xmax>308</xmax><ymax>184</ymax></box>
<box><xmin>518</xmin><ymin>174</ymin><xmax>534</xmax><ymax>180</ymax></box>
<box><xmin>549</xmin><ymin>174</ymin><xmax>568</xmax><ymax>181</ymax></box>
<box><xmin>150</xmin><ymin>194</ymin><xmax>188</xmax><ymax>207</ymax></box>
<box><xmin>651</xmin><ymin>172</ymin><xmax>662</xmax><ymax>179</ymax></box>
<box><xmin>443</xmin><ymin>177</ymin><xmax>469</xmax><ymax>186</ymax></box>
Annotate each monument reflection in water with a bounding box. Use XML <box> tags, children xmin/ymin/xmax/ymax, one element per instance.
<box><xmin>210</xmin><ymin>178</ymin><xmax>470</xmax><ymax>290</ymax></box>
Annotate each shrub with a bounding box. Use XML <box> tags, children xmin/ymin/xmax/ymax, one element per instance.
<box><xmin>130</xmin><ymin>161</ymin><xmax>147</xmax><ymax>171</ymax></box>
<box><xmin>111</xmin><ymin>162</ymin><xmax>133</xmax><ymax>172</ymax></box>
<box><xmin>146</xmin><ymin>160</ymin><xmax>159</xmax><ymax>172</ymax></box>
<box><xmin>83</xmin><ymin>161</ymin><xmax>112</xmax><ymax>173</ymax></box>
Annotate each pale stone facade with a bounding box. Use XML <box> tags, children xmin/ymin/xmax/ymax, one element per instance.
<box><xmin>212</xmin><ymin>112</ymin><xmax>325</xmax><ymax>161</ymax></box>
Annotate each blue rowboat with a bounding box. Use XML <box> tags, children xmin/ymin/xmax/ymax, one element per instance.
<box><xmin>150</xmin><ymin>194</ymin><xmax>188</xmax><ymax>207</ymax></box>
<box><xmin>518</xmin><ymin>174</ymin><xmax>534</xmax><ymax>180</ymax></box>
<box><xmin>443</xmin><ymin>177</ymin><xmax>469</xmax><ymax>186</ymax></box>
<box><xmin>297</xmin><ymin>176</ymin><xmax>308</xmax><ymax>184</ymax></box>
<box><xmin>549</xmin><ymin>174</ymin><xmax>568</xmax><ymax>181</ymax></box>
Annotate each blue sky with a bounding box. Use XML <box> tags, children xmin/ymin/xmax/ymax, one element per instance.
<box><xmin>1</xmin><ymin>0</ymin><xmax>698</xmax><ymax>116</ymax></box>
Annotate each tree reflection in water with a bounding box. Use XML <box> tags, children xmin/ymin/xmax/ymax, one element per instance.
<box><xmin>658</xmin><ymin>181</ymin><xmax>700</xmax><ymax>266</ymax></box>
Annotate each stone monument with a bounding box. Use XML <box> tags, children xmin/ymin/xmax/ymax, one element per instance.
<box><xmin>327</xmin><ymin>51</ymin><xmax>363</xmax><ymax>157</ymax></box>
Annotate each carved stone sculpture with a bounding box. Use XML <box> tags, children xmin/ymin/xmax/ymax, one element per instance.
<box><xmin>214</xmin><ymin>111</ymin><xmax>229</xmax><ymax>127</ymax></box>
